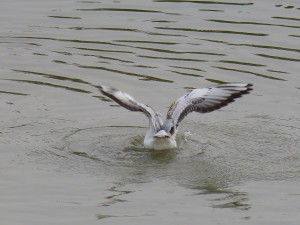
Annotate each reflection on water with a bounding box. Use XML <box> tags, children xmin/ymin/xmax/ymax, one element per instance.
<box><xmin>1</xmin><ymin>0</ymin><xmax>300</xmax><ymax>224</ymax></box>
<box><xmin>193</xmin><ymin>184</ymin><xmax>250</xmax><ymax>211</ymax></box>
<box><xmin>59</xmin><ymin>126</ymin><xmax>185</xmax><ymax>167</ymax></box>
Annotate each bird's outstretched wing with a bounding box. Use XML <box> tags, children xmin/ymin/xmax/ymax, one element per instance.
<box><xmin>166</xmin><ymin>83</ymin><xmax>253</xmax><ymax>126</ymax></box>
<box><xmin>97</xmin><ymin>85</ymin><xmax>163</xmax><ymax>130</ymax></box>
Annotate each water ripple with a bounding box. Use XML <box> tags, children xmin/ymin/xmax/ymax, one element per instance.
<box><xmin>76</xmin><ymin>7</ymin><xmax>181</xmax><ymax>16</ymax></box>
<box><xmin>0</xmin><ymin>90</ymin><xmax>29</xmax><ymax>96</ymax></box>
<box><xmin>153</xmin><ymin>0</ymin><xmax>254</xmax><ymax>6</ymax></box>
<box><xmin>1</xmin><ymin>1</ymin><xmax>300</xmax><ymax>222</ymax></box>
<box><xmin>12</xmin><ymin>69</ymin><xmax>91</xmax><ymax>84</ymax></box>
<box><xmin>207</xmin><ymin>19</ymin><xmax>300</xmax><ymax>29</ymax></box>
<box><xmin>6</xmin><ymin>79</ymin><xmax>92</xmax><ymax>93</ymax></box>
<box><xmin>155</xmin><ymin>27</ymin><xmax>269</xmax><ymax>36</ymax></box>
<box><xmin>201</xmin><ymin>39</ymin><xmax>300</xmax><ymax>53</ymax></box>
<box><xmin>75</xmin><ymin>64</ymin><xmax>174</xmax><ymax>83</ymax></box>
<box><xmin>214</xmin><ymin>66</ymin><xmax>286</xmax><ymax>81</ymax></box>
<box><xmin>272</xmin><ymin>16</ymin><xmax>300</xmax><ymax>21</ymax></box>
<box><xmin>256</xmin><ymin>54</ymin><xmax>300</xmax><ymax>62</ymax></box>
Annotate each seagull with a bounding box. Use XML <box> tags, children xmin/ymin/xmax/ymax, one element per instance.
<box><xmin>98</xmin><ymin>83</ymin><xmax>252</xmax><ymax>150</ymax></box>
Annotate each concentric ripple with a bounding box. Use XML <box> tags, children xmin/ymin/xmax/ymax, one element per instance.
<box><xmin>59</xmin><ymin>125</ymin><xmax>205</xmax><ymax>168</ymax></box>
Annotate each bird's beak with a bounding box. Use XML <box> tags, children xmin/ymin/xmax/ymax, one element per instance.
<box><xmin>154</xmin><ymin>130</ymin><xmax>170</xmax><ymax>138</ymax></box>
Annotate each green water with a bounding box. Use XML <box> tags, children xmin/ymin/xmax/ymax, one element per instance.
<box><xmin>1</xmin><ymin>0</ymin><xmax>300</xmax><ymax>224</ymax></box>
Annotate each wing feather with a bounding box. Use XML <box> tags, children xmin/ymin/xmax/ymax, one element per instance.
<box><xmin>167</xmin><ymin>83</ymin><xmax>253</xmax><ymax>125</ymax></box>
<box><xmin>97</xmin><ymin>85</ymin><xmax>162</xmax><ymax>130</ymax></box>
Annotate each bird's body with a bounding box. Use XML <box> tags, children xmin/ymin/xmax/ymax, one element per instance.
<box><xmin>144</xmin><ymin>131</ymin><xmax>177</xmax><ymax>150</ymax></box>
<box><xmin>98</xmin><ymin>83</ymin><xmax>252</xmax><ymax>150</ymax></box>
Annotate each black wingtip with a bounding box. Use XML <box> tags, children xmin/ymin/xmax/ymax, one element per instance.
<box><xmin>94</xmin><ymin>85</ymin><xmax>117</xmax><ymax>96</ymax></box>
<box><xmin>243</xmin><ymin>83</ymin><xmax>253</xmax><ymax>95</ymax></box>
<box><xmin>246</xmin><ymin>83</ymin><xmax>253</xmax><ymax>89</ymax></box>
<box><xmin>243</xmin><ymin>83</ymin><xmax>253</xmax><ymax>89</ymax></box>
<box><xmin>94</xmin><ymin>85</ymin><xmax>103</xmax><ymax>91</ymax></box>
<box><xmin>91</xmin><ymin>84</ymin><xmax>105</xmax><ymax>95</ymax></box>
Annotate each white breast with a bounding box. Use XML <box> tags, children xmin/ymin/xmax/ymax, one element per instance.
<box><xmin>144</xmin><ymin>136</ymin><xmax>177</xmax><ymax>150</ymax></box>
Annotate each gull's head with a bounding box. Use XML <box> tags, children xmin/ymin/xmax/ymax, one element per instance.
<box><xmin>152</xmin><ymin>119</ymin><xmax>177</xmax><ymax>139</ymax></box>
<box><xmin>154</xmin><ymin>130</ymin><xmax>170</xmax><ymax>138</ymax></box>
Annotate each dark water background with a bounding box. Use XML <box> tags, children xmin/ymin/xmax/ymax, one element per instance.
<box><xmin>1</xmin><ymin>0</ymin><xmax>300</xmax><ymax>224</ymax></box>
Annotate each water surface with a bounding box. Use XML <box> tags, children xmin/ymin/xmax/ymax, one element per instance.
<box><xmin>1</xmin><ymin>0</ymin><xmax>300</xmax><ymax>224</ymax></box>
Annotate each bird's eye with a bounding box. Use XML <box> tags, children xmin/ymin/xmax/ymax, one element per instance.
<box><xmin>170</xmin><ymin>126</ymin><xmax>175</xmax><ymax>135</ymax></box>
